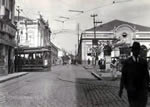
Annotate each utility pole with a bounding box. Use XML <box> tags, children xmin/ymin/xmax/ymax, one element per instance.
<box><xmin>90</xmin><ymin>14</ymin><xmax>102</xmax><ymax>65</ymax></box>
<box><xmin>16</xmin><ymin>6</ymin><xmax>23</xmax><ymax>23</ymax></box>
<box><xmin>77</xmin><ymin>23</ymin><xmax>80</xmax><ymax>50</ymax></box>
<box><xmin>15</xmin><ymin>6</ymin><xmax>22</xmax><ymax>72</ymax></box>
<box><xmin>91</xmin><ymin>14</ymin><xmax>97</xmax><ymax>66</ymax></box>
<box><xmin>25</xmin><ymin>20</ymin><xmax>28</xmax><ymax>41</ymax></box>
<box><xmin>91</xmin><ymin>14</ymin><xmax>97</xmax><ymax>39</ymax></box>
<box><xmin>16</xmin><ymin>6</ymin><xmax>22</xmax><ymax>45</ymax></box>
<box><xmin>91</xmin><ymin>14</ymin><xmax>102</xmax><ymax>45</ymax></box>
<box><xmin>76</xmin><ymin>23</ymin><xmax>80</xmax><ymax>64</ymax></box>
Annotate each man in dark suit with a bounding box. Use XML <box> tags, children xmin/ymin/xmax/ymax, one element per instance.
<box><xmin>118</xmin><ymin>42</ymin><xmax>150</xmax><ymax>107</ymax></box>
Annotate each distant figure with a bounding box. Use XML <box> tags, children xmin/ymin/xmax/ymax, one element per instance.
<box><xmin>111</xmin><ymin>59</ymin><xmax>117</xmax><ymax>80</ymax></box>
<box><xmin>118</xmin><ymin>42</ymin><xmax>150</xmax><ymax>107</ymax></box>
<box><xmin>88</xmin><ymin>59</ymin><xmax>90</xmax><ymax>65</ymax></box>
<box><xmin>99</xmin><ymin>59</ymin><xmax>105</xmax><ymax>71</ymax></box>
<box><xmin>98</xmin><ymin>59</ymin><xmax>102</xmax><ymax>69</ymax></box>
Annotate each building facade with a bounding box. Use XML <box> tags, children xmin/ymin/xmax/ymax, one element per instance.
<box><xmin>16</xmin><ymin>16</ymin><xmax>51</xmax><ymax>48</ymax></box>
<box><xmin>50</xmin><ymin>42</ymin><xmax>58</xmax><ymax>65</ymax></box>
<box><xmin>15</xmin><ymin>16</ymin><xmax>52</xmax><ymax>70</ymax></box>
<box><xmin>0</xmin><ymin>0</ymin><xmax>16</xmax><ymax>74</ymax></box>
<box><xmin>78</xmin><ymin>19</ymin><xmax>150</xmax><ymax>64</ymax></box>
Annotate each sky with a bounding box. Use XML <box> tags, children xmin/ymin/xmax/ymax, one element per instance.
<box><xmin>15</xmin><ymin>0</ymin><xmax>150</xmax><ymax>54</ymax></box>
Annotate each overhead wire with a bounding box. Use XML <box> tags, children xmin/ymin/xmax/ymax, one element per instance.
<box><xmin>61</xmin><ymin>0</ymin><xmax>133</xmax><ymax>23</ymax></box>
<box><xmin>17</xmin><ymin>0</ymin><xmax>134</xmax><ymax>35</ymax></box>
<box><xmin>53</xmin><ymin>0</ymin><xmax>131</xmax><ymax>34</ymax></box>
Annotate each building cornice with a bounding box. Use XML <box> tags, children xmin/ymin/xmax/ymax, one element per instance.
<box><xmin>136</xmin><ymin>32</ymin><xmax>150</xmax><ymax>34</ymax></box>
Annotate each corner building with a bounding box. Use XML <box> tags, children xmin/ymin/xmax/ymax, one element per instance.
<box><xmin>78</xmin><ymin>19</ymin><xmax>150</xmax><ymax>64</ymax></box>
<box><xmin>0</xmin><ymin>0</ymin><xmax>16</xmax><ymax>74</ymax></box>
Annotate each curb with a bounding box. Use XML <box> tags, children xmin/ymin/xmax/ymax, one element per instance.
<box><xmin>91</xmin><ymin>71</ymin><xmax>102</xmax><ymax>80</ymax></box>
<box><xmin>0</xmin><ymin>72</ymin><xmax>28</xmax><ymax>83</ymax></box>
<box><xmin>82</xmin><ymin>65</ymin><xmax>93</xmax><ymax>69</ymax></box>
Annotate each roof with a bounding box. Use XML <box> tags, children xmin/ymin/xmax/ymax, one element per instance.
<box><xmin>14</xmin><ymin>16</ymin><xmax>33</xmax><ymax>21</ymax></box>
<box><xmin>85</xmin><ymin>19</ymin><xmax>150</xmax><ymax>32</ymax></box>
<box><xmin>16</xmin><ymin>47</ymin><xmax>50</xmax><ymax>53</ymax></box>
<box><xmin>50</xmin><ymin>42</ymin><xmax>58</xmax><ymax>50</ymax></box>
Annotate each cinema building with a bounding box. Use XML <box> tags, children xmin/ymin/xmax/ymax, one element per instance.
<box><xmin>78</xmin><ymin>19</ymin><xmax>150</xmax><ymax>64</ymax></box>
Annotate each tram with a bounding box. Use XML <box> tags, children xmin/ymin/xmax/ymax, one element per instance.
<box><xmin>15</xmin><ymin>47</ymin><xmax>51</xmax><ymax>71</ymax></box>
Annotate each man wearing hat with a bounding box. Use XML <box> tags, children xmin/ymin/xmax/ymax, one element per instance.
<box><xmin>118</xmin><ymin>42</ymin><xmax>150</xmax><ymax>107</ymax></box>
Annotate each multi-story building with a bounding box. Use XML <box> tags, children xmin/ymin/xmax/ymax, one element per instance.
<box><xmin>0</xmin><ymin>0</ymin><xmax>16</xmax><ymax>74</ymax></box>
<box><xmin>15</xmin><ymin>16</ymin><xmax>52</xmax><ymax>71</ymax></box>
<box><xmin>50</xmin><ymin>42</ymin><xmax>58</xmax><ymax>65</ymax></box>
<box><xmin>78</xmin><ymin>19</ymin><xmax>150</xmax><ymax>64</ymax></box>
<box><xmin>16</xmin><ymin>16</ymin><xmax>51</xmax><ymax>48</ymax></box>
<box><xmin>0</xmin><ymin>0</ymin><xmax>15</xmax><ymax>22</ymax></box>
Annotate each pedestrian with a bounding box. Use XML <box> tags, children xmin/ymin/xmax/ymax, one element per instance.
<box><xmin>88</xmin><ymin>59</ymin><xmax>90</xmax><ymax>65</ymax></box>
<box><xmin>111</xmin><ymin>59</ymin><xmax>117</xmax><ymax>80</ymax></box>
<box><xmin>98</xmin><ymin>59</ymin><xmax>102</xmax><ymax>69</ymax></box>
<box><xmin>118</xmin><ymin>42</ymin><xmax>150</xmax><ymax>107</ymax></box>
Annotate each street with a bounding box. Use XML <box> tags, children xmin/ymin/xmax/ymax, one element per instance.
<box><xmin>0</xmin><ymin>0</ymin><xmax>150</xmax><ymax>107</ymax></box>
<box><xmin>0</xmin><ymin>65</ymin><xmax>129</xmax><ymax>107</ymax></box>
<box><xmin>0</xmin><ymin>65</ymin><xmax>150</xmax><ymax>107</ymax></box>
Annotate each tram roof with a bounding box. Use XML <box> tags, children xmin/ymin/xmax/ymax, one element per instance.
<box><xmin>16</xmin><ymin>47</ymin><xmax>50</xmax><ymax>54</ymax></box>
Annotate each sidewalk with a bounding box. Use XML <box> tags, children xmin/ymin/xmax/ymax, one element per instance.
<box><xmin>0</xmin><ymin>72</ymin><xmax>28</xmax><ymax>83</ymax></box>
<box><xmin>83</xmin><ymin>64</ymin><xmax>121</xmax><ymax>81</ymax></box>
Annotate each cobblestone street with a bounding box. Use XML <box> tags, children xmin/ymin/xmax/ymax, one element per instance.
<box><xmin>0</xmin><ymin>65</ymin><xmax>150</xmax><ymax>107</ymax></box>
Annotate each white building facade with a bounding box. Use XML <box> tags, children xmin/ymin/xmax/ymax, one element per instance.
<box><xmin>16</xmin><ymin>16</ymin><xmax>51</xmax><ymax>48</ymax></box>
<box><xmin>78</xmin><ymin>20</ymin><xmax>150</xmax><ymax>64</ymax></box>
<box><xmin>50</xmin><ymin>42</ymin><xmax>58</xmax><ymax>65</ymax></box>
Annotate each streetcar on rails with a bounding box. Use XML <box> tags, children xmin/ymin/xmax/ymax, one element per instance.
<box><xmin>15</xmin><ymin>47</ymin><xmax>51</xmax><ymax>71</ymax></box>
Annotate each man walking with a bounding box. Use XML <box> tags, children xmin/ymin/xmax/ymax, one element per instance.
<box><xmin>119</xmin><ymin>42</ymin><xmax>150</xmax><ymax>107</ymax></box>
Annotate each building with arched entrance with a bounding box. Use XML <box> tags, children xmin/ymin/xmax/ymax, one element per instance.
<box><xmin>78</xmin><ymin>19</ymin><xmax>150</xmax><ymax>64</ymax></box>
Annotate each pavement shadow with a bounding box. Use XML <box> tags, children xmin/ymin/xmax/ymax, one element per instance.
<box><xmin>75</xmin><ymin>78</ymin><xmax>128</xmax><ymax>107</ymax></box>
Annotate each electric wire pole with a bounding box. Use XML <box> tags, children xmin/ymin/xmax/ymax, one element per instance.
<box><xmin>16</xmin><ymin>6</ymin><xmax>22</xmax><ymax>45</ymax></box>
<box><xmin>91</xmin><ymin>14</ymin><xmax>97</xmax><ymax>39</ymax></box>
<box><xmin>91</xmin><ymin>14</ymin><xmax>97</xmax><ymax>65</ymax></box>
<box><xmin>90</xmin><ymin>14</ymin><xmax>102</xmax><ymax>65</ymax></box>
<box><xmin>77</xmin><ymin>23</ymin><xmax>80</xmax><ymax>63</ymax></box>
<box><xmin>15</xmin><ymin>6</ymin><xmax>22</xmax><ymax>72</ymax></box>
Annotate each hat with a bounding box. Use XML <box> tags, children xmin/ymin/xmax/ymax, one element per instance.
<box><xmin>131</xmin><ymin>42</ymin><xmax>141</xmax><ymax>50</ymax></box>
